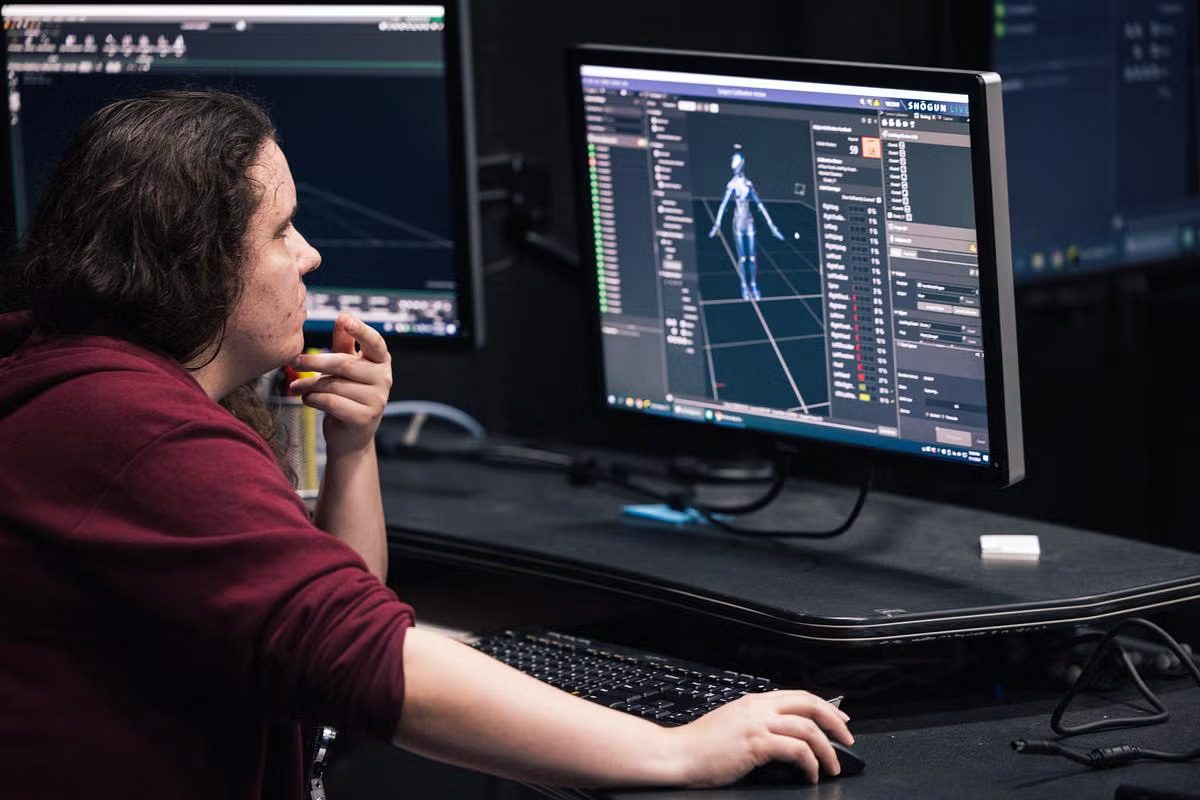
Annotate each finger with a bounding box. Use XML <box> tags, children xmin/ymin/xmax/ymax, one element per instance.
<box><xmin>292</xmin><ymin>352</ymin><xmax>385</xmax><ymax>383</ymax></box>
<box><xmin>822</xmin><ymin>697</ymin><xmax>851</xmax><ymax>722</ymax></box>
<box><xmin>333</xmin><ymin>313</ymin><xmax>389</xmax><ymax>364</ymax></box>
<box><xmin>771</xmin><ymin>693</ymin><xmax>854</xmax><ymax>744</ymax></box>
<box><xmin>765</xmin><ymin>735</ymin><xmax>820</xmax><ymax>785</ymax></box>
<box><xmin>290</xmin><ymin>375</ymin><xmax>380</xmax><ymax>407</ymax></box>
<box><xmin>332</xmin><ymin>313</ymin><xmax>357</xmax><ymax>356</ymax></box>
<box><xmin>300</xmin><ymin>391</ymin><xmax>377</xmax><ymax>426</ymax></box>
<box><xmin>768</xmin><ymin>716</ymin><xmax>840</xmax><ymax>777</ymax></box>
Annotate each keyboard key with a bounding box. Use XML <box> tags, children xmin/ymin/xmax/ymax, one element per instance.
<box><xmin>473</xmin><ymin>628</ymin><xmax>783</xmax><ymax>726</ymax></box>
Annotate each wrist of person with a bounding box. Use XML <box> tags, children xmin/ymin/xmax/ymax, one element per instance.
<box><xmin>323</xmin><ymin>431</ymin><xmax>377</xmax><ymax>464</ymax></box>
<box><xmin>654</xmin><ymin>726</ymin><xmax>696</xmax><ymax>787</ymax></box>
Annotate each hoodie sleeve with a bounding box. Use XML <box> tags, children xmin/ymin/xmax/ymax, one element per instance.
<box><xmin>67</xmin><ymin>413</ymin><xmax>414</xmax><ymax>741</ymax></box>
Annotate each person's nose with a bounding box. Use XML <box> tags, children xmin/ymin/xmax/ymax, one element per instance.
<box><xmin>296</xmin><ymin>230</ymin><xmax>321</xmax><ymax>275</ymax></box>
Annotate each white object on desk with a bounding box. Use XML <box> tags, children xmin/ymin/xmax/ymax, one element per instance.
<box><xmin>980</xmin><ymin>534</ymin><xmax>1041</xmax><ymax>561</ymax></box>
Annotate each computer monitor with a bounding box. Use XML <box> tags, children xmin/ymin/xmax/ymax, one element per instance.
<box><xmin>1</xmin><ymin>2</ymin><xmax>482</xmax><ymax>345</ymax></box>
<box><xmin>992</xmin><ymin>0</ymin><xmax>1200</xmax><ymax>283</ymax></box>
<box><xmin>569</xmin><ymin>46</ymin><xmax>1024</xmax><ymax>487</ymax></box>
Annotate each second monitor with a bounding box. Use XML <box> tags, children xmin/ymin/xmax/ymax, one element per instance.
<box><xmin>1</xmin><ymin>2</ymin><xmax>482</xmax><ymax>345</ymax></box>
<box><xmin>569</xmin><ymin>47</ymin><xmax>1023</xmax><ymax>486</ymax></box>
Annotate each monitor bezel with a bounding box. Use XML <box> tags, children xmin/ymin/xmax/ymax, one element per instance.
<box><xmin>568</xmin><ymin>44</ymin><xmax>1024</xmax><ymax>487</ymax></box>
<box><xmin>0</xmin><ymin>1</ymin><xmax>484</xmax><ymax>349</ymax></box>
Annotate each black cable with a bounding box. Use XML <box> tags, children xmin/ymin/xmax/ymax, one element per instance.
<box><xmin>1051</xmin><ymin>619</ymin><xmax>1193</xmax><ymax>736</ymax></box>
<box><xmin>1012</xmin><ymin>618</ymin><xmax>1200</xmax><ymax>769</ymax></box>
<box><xmin>1050</xmin><ymin>644</ymin><xmax>1169</xmax><ymax>735</ymax></box>
<box><xmin>689</xmin><ymin>455</ymin><xmax>788</xmax><ymax>515</ymax></box>
<box><xmin>565</xmin><ymin>455</ymin><xmax>695</xmax><ymax>512</ymax></box>
<box><xmin>693</xmin><ymin>471</ymin><xmax>870</xmax><ymax>540</ymax></box>
<box><xmin>1011</xmin><ymin>740</ymin><xmax>1200</xmax><ymax>769</ymax></box>
<box><xmin>1011</xmin><ymin>740</ymin><xmax>1149</xmax><ymax>768</ymax></box>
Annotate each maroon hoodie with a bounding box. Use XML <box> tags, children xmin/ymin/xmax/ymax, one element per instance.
<box><xmin>0</xmin><ymin>311</ymin><xmax>414</xmax><ymax>799</ymax></box>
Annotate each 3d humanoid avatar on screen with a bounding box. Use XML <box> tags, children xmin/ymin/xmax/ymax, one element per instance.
<box><xmin>708</xmin><ymin>145</ymin><xmax>784</xmax><ymax>301</ymax></box>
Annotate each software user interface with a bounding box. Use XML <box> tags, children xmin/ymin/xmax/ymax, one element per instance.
<box><xmin>4</xmin><ymin>4</ymin><xmax>462</xmax><ymax>337</ymax></box>
<box><xmin>996</xmin><ymin>0</ymin><xmax>1200</xmax><ymax>280</ymax></box>
<box><xmin>581</xmin><ymin>64</ymin><xmax>990</xmax><ymax>466</ymax></box>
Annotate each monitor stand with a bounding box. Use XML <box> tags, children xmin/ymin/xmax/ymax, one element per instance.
<box><xmin>668</xmin><ymin>456</ymin><xmax>775</xmax><ymax>484</ymax></box>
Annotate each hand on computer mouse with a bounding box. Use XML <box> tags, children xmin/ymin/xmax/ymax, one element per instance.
<box><xmin>743</xmin><ymin>740</ymin><xmax>866</xmax><ymax>784</ymax></box>
<box><xmin>665</xmin><ymin>689</ymin><xmax>854</xmax><ymax>787</ymax></box>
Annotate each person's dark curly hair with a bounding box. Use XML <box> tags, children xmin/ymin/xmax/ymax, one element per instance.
<box><xmin>3</xmin><ymin>89</ymin><xmax>276</xmax><ymax>364</ymax></box>
<box><xmin>1</xmin><ymin>90</ymin><xmax>295</xmax><ymax>479</ymax></box>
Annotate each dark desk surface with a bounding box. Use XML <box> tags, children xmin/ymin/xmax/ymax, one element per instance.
<box><xmin>526</xmin><ymin>686</ymin><xmax>1200</xmax><ymax>800</ymax></box>
<box><xmin>380</xmin><ymin>458</ymin><xmax>1200</xmax><ymax>644</ymax></box>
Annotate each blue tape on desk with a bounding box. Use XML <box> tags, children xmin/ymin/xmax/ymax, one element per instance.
<box><xmin>622</xmin><ymin>504</ymin><xmax>709</xmax><ymax>526</ymax></box>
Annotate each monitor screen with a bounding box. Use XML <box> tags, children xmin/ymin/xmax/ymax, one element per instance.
<box><xmin>993</xmin><ymin>0</ymin><xmax>1200</xmax><ymax>282</ymax></box>
<box><xmin>570</xmin><ymin>48</ymin><xmax>1023</xmax><ymax>484</ymax></box>
<box><xmin>1</xmin><ymin>3</ymin><xmax>481</xmax><ymax>344</ymax></box>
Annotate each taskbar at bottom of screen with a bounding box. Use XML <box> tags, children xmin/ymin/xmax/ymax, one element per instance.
<box><xmin>605</xmin><ymin>394</ymin><xmax>991</xmax><ymax>467</ymax></box>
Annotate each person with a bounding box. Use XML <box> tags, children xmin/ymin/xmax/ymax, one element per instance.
<box><xmin>707</xmin><ymin>145</ymin><xmax>785</xmax><ymax>301</ymax></box>
<box><xmin>0</xmin><ymin>91</ymin><xmax>853</xmax><ymax>798</ymax></box>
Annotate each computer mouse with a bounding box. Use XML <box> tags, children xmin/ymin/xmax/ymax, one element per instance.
<box><xmin>831</xmin><ymin>741</ymin><xmax>867</xmax><ymax>776</ymax></box>
<box><xmin>742</xmin><ymin>740</ymin><xmax>866</xmax><ymax>784</ymax></box>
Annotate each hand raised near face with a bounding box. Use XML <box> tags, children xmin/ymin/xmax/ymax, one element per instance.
<box><xmin>289</xmin><ymin>313</ymin><xmax>392</xmax><ymax>459</ymax></box>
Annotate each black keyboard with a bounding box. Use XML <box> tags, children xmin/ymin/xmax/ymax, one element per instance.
<box><xmin>472</xmin><ymin>627</ymin><xmax>777</xmax><ymax>726</ymax></box>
